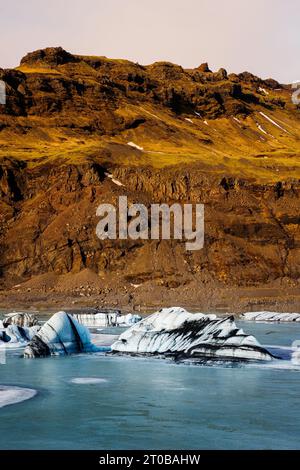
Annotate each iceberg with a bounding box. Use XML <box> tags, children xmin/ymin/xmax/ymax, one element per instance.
<box><xmin>116</xmin><ymin>313</ymin><xmax>142</xmax><ymax>326</ymax></box>
<box><xmin>111</xmin><ymin>307</ymin><xmax>274</xmax><ymax>362</ymax></box>
<box><xmin>24</xmin><ymin>311</ymin><xmax>96</xmax><ymax>358</ymax></box>
<box><xmin>72</xmin><ymin>311</ymin><xmax>141</xmax><ymax>327</ymax></box>
<box><xmin>0</xmin><ymin>324</ymin><xmax>40</xmax><ymax>348</ymax></box>
<box><xmin>72</xmin><ymin>311</ymin><xmax>119</xmax><ymax>327</ymax></box>
<box><xmin>3</xmin><ymin>312</ymin><xmax>38</xmax><ymax>327</ymax></box>
<box><xmin>241</xmin><ymin>311</ymin><xmax>300</xmax><ymax>322</ymax></box>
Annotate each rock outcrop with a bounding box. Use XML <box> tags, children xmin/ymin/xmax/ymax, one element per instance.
<box><xmin>0</xmin><ymin>48</ymin><xmax>300</xmax><ymax>310</ymax></box>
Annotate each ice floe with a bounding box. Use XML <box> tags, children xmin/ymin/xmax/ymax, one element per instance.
<box><xmin>241</xmin><ymin>311</ymin><xmax>300</xmax><ymax>322</ymax></box>
<box><xmin>72</xmin><ymin>311</ymin><xmax>141</xmax><ymax>327</ymax></box>
<box><xmin>24</xmin><ymin>311</ymin><xmax>97</xmax><ymax>358</ymax></box>
<box><xmin>2</xmin><ymin>312</ymin><xmax>38</xmax><ymax>327</ymax></box>
<box><xmin>111</xmin><ymin>307</ymin><xmax>273</xmax><ymax>362</ymax></box>
<box><xmin>70</xmin><ymin>377</ymin><xmax>108</xmax><ymax>384</ymax></box>
<box><xmin>0</xmin><ymin>385</ymin><xmax>37</xmax><ymax>409</ymax></box>
<box><xmin>72</xmin><ymin>312</ymin><xmax>119</xmax><ymax>327</ymax></box>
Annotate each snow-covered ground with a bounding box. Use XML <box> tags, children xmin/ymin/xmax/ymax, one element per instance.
<box><xmin>259</xmin><ymin>112</ymin><xmax>288</xmax><ymax>133</ymax></box>
<box><xmin>258</xmin><ymin>87</ymin><xmax>269</xmax><ymax>95</ymax></box>
<box><xmin>104</xmin><ymin>172</ymin><xmax>124</xmax><ymax>187</ymax></box>
<box><xmin>127</xmin><ymin>141</ymin><xmax>144</xmax><ymax>151</ymax></box>
<box><xmin>70</xmin><ymin>377</ymin><xmax>108</xmax><ymax>385</ymax></box>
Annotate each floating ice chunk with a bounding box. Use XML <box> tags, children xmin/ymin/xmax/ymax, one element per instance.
<box><xmin>116</xmin><ymin>313</ymin><xmax>142</xmax><ymax>326</ymax></box>
<box><xmin>0</xmin><ymin>386</ymin><xmax>37</xmax><ymax>409</ymax></box>
<box><xmin>72</xmin><ymin>312</ymin><xmax>119</xmax><ymax>327</ymax></box>
<box><xmin>291</xmin><ymin>349</ymin><xmax>300</xmax><ymax>365</ymax></box>
<box><xmin>111</xmin><ymin>307</ymin><xmax>273</xmax><ymax>362</ymax></box>
<box><xmin>24</xmin><ymin>311</ymin><xmax>96</xmax><ymax>358</ymax></box>
<box><xmin>72</xmin><ymin>311</ymin><xmax>141</xmax><ymax>327</ymax></box>
<box><xmin>70</xmin><ymin>377</ymin><xmax>108</xmax><ymax>384</ymax></box>
<box><xmin>0</xmin><ymin>324</ymin><xmax>40</xmax><ymax>349</ymax></box>
<box><xmin>241</xmin><ymin>311</ymin><xmax>300</xmax><ymax>322</ymax></box>
<box><xmin>127</xmin><ymin>142</ymin><xmax>144</xmax><ymax>151</ymax></box>
<box><xmin>3</xmin><ymin>312</ymin><xmax>38</xmax><ymax>327</ymax></box>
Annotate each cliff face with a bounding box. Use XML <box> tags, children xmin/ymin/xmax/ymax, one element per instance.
<box><xmin>0</xmin><ymin>48</ymin><xmax>300</xmax><ymax>310</ymax></box>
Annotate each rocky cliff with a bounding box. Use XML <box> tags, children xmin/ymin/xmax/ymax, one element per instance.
<box><xmin>0</xmin><ymin>47</ymin><xmax>299</xmax><ymax>311</ymax></box>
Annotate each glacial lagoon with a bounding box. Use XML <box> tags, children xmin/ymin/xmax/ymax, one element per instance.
<box><xmin>0</xmin><ymin>321</ymin><xmax>300</xmax><ymax>450</ymax></box>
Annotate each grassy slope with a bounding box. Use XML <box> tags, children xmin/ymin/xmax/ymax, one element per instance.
<box><xmin>0</xmin><ymin>61</ymin><xmax>299</xmax><ymax>181</ymax></box>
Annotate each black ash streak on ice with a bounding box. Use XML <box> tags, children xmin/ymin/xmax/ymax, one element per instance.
<box><xmin>1</xmin><ymin>308</ymin><xmax>299</xmax><ymax>364</ymax></box>
<box><xmin>110</xmin><ymin>308</ymin><xmax>276</xmax><ymax>363</ymax></box>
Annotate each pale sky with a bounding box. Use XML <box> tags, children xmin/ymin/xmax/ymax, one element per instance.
<box><xmin>0</xmin><ymin>0</ymin><xmax>299</xmax><ymax>83</ymax></box>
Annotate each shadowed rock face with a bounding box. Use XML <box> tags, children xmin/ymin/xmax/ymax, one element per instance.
<box><xmin>23</xmin><ymin>311</ymin><xmax>94</xmax><ymax>358</ymax></box>
<box><xmin>0</xmin><ymin>48</ymin><xmax>300</xmax><ymax>309</ymax></box>
<box><xmin>111</xmin><ymin>307</ymin><xmax>274</xmax><ymax>362</ymax></box>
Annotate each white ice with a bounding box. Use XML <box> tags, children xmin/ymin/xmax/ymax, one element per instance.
<box><xmin>241</xmin><ymin>311</ymin><xmax>300</xmax><ymax>322</ymax></box>
<box><xmin>111</xmin><ymin>307</ymin><xmax>272</xmax><ymax>361</ymax></box>
<box><xmin>70</xmin><ymin>378</ymin><xmax>108</xmax><ymax>384</ymax></box>
<box><xmin>72</xmin><ymin>312</ymin><xmax>141</xmax><ymax>327</ymax></box>
<box><xmin>0</xmin><ymin>325</ymin><xmax>40</xmax><ymax>349</ymax></box>
<box><xmin>0</xmin><ymin>386</ymin><xmax>37</xmax><ymax>409</ymax></box>
<box><xmin>24</xmin><ymin>311</ymin><xmax>95</xmax><ymax>357</ymax></box>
